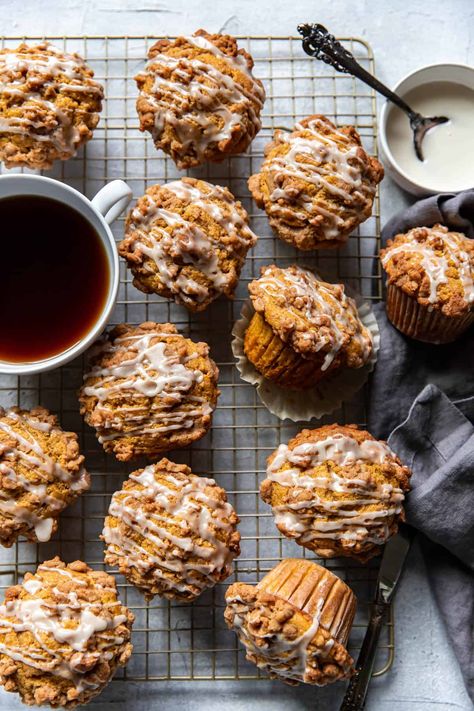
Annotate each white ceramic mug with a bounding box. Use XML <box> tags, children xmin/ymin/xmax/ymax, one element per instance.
<box><xmin>0</xmin><ymin>174</ymin><xmax>133</xmax><ymax>375</ymax></box>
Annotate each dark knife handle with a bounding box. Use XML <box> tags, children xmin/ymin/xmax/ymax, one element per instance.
<box><xmin>340</xmin><ymin>600</ymin><xmax>388</xmax><ymax>711</ymax></box>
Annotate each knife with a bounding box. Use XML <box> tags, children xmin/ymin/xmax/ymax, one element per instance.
<box><xmin>339</xmin><ymin>525</ymin><xmax>415</xmax><ymax>711</ymax></box>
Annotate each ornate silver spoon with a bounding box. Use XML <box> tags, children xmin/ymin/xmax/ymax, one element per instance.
<box><xmin>297</xmin><ymin>23</ymin><xmax>449</xmax><ymax>161</ymax></box>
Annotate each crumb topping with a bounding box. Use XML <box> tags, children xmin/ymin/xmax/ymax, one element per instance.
<box><xmin>0</xmin><ymin>557</ymin><xmax>133</xmax><ymax>708</ymax></box>
<box><xmin>78</xmin><ymin>322</ymin><xmax>219</xmax><ymax>461</ymax></box>
<box><xmin>0</xmin><ymin>42</ymin><xmax>103</xmax><ymax>169</ymax></box>
<box><xmin>103</xmin><ymin>458</ymin><xmax>240</xmax><ymax>602</ymax></box>
<box><xmin>119</xmin><ymin>177</ymin><xmax>257</xmax><ymax>312</ymax></box>
<box><xmin>248</xmin><ymin>115</ymin><xmax>383</xmax><ymax>249</ymax></box>
<box><xmin>261</xmin><ymin>425</ymin><xmax>411</xmax><ymax>561</ymax></box>
<box><xmin>135</xmin><ymin>29</ymin><xmax>265</xmax><ymax>168</ymax></box>
<box><xmin>381</xmin><ymin>224</ymin><xmax>474</xmax><ymax>316</ymax></box>
<box><xmin>248</xmin><ymin>264</ymin><xmax>373</xmax><ymax>370</ymax></box>
<box><xmin>0</xmin><ymin>406</ymin><xmax>89</xmax><ymax>547</ymax></box>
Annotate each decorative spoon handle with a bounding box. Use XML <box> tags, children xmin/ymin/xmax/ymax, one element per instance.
<box><xmin>297</xmin><ymin>23</ymin><xmax>418</xmax><ymax>121</ymax></box>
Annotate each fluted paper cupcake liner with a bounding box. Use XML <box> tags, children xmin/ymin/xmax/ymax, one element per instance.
<box><xmin>386</xmin><ymin>284</ymin><xmax>474</xmax><ymax>344</ymax></box>
<box><xmin>231</xmin><ymin>291</ymin><xmax>380</xmax><ymax>422</ymax></box>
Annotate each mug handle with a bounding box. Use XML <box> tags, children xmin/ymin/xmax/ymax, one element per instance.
<box><xmin>91</xmin><ymin>180</ymin><xmax>133</xmax><ymax>224</ymax></box>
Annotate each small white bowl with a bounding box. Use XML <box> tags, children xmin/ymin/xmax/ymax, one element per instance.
<box><xmin>379</xmin><ymin>63</ymin><xmax>474</xmax><ymax>196</ymax></box>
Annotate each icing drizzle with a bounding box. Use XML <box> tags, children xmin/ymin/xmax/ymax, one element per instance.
<box><xmin>136</xmin><ymin>33</ymin><xmax>264</xmax><ymax>165</ymax></box>
<box><xmin>0</xmin><ymin>409</ymin><xmax>88</xmax><ymax>542</ymax></box>
<box><xmin>81</xmin><ymin>327</ymin><xmax>213</xmax><ymax>443</ymax></box>
<box><xmin>0</xmin><ymin>563</ymin><xmax>129</xmax><ymax>694</ymax></box>
<box><xmin>103</xmin><ymin>463</ymin><xmax>239</xmax><ymax>598</ymax></box>
<box><xmin>259</xmin><ymin>117</ymin><xmax>377</xmax><ymax>240</ymax></box>
<box><xmin>381</xmin><ymin>224</ymin><xmax>474</xmax><ymax>304</ymax></box>
<box><xmin>0</xmin><ymin>42</ymin><xmax>103</xmax><ymax>158</ymax></box>
<box><xmin>251</xmin><ymin>265</ymin><xmax>372</xmax><ymax>370</ymax></box>
<box><xmin>265</xmin><ymin>434</ymin><xmax>404</xmax><ymax>547</ymax></box>
<box><xmin>125</xmin><ymin>179</ymin><xmax>257</xmax><ymax>307</ymax></box>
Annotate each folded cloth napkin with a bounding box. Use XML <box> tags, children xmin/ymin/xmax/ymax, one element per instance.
<box><xmin>368</xmin><ymin>189</ymin><xmax>474</xmax><ymax>701</ymax></box>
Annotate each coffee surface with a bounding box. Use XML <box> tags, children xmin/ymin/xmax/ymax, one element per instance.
<box><xmin>0</xmin><ymin>195</ymin><xmax>110</xmax><ymax>363</ymax></box>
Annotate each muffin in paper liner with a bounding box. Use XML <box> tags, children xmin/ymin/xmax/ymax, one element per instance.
<box><xmin>386</xmin><ymin>283</ymin><xmax>474</xmax><ymax>344</ymax></box>
<box><xmin>231</xmin><ymin>292</ymin><xmax>380</xmax><ymax>422</ymax></box>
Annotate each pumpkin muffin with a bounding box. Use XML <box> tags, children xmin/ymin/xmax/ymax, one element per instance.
<box><xmin>0</xmin><ymin>406</ymin><xmax>89</xmax><ymax>547</ymax></box>
<box><xmin>225</xmin><ymin>558</ymin><xmax>356</xmax><ymax>685</ymax></box>
<box><xmin>78</xmin><ymin>322</ymin><xmax>219</xmax><ymax>461</ymax></box>
<box><xmin>248</xmin><ymin>115</ymin><xmax>383</xmax><ymax>250</ymax></box>
<box><xmin>103</xmin><ymin>458</ymin><xmax>240</xmax><ymax>602</ymax></box>
<box><xmin>0</xmin><ymin>42</ymin><xmax>103</xmax><ymax>169</ymax></box>
<box><xmin>243</xmin><ymin>264</ymin><xmax>373</xmax><ymax>389</ymax></box>
<box><xmin>0</xmin><ymin>557</ymin><xmax>134</xmax><ymax>709</ymax></box>
<box><xmin>261</xmin><ymin>424</ymin><xmax>411</xmax><ymax>562</ymax></box>
<box><xmin>119</xmin><ymin>177</ymin><xmax>257</xmax><ymax>312</ymax></box>
<box><xmin>135</xmin><ymin>29</ymin><xmax>265</xmax><ymax>169</ymax></box>
<box><xmin>381</xmin><ymin>223</ymin><xmax>474</xmax><ymax>343</ymax></box>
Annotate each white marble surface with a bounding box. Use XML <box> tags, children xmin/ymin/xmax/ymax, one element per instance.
<box><xmin>0</xmin><ymin>0</ymin><xmax>473</xmax><ymax>709</ymax></box>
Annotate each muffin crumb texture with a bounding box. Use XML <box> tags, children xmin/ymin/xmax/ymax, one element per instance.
<box><xmin>119</xmin><ymin>177</ymin><xmax>257</xmax><ymax>312</ymax></box>
<box><xmin>248</xmin><ymin>115</ymin><xmax>383</xmax><ymax>250</ymax></box>
<box><xmin>79</xmin><ymin>322</ymin><xmax>219</xmax><ymax>461</ymax></box>
<box><xmin>225</xmin><ymin>559</ymin><xmax>356</xmax><ymax>685</ymax></box>
<box><xmin>261</xmin><ymin>424</ymin><xmax>411</xmax><ymax>561</ymax></box>
<box><xmin>381</xmin><ymin>223</ymin><xmax>474</xmax><ymax>317</ymax></box>
<box><xmin>0</xmin><ymin>42</ymin><xmax>103</xmax><ymax>169</ymax></box>
<box><xmin>0</xmin><ymin>557</ymin><xmax>133</xmax><ymax>708</ymax></box>
<box><xmin>0</xmin><ymin>406</ymin><xmax>89</xmax><ymax>547</ymax></box>
<box><xmin>244</xmin><ymin>264</ymin><xmax>373</xmax><ymax>388</ymax></box>
<box><xmin>103</xmin><ymin>458</ymin><xmax>240</xmax><ymax>602</ymax></box>
<box><xmin>135</xmin><ymin>29</ymin><xmax>265</xmax><ymax>168</ymax></box>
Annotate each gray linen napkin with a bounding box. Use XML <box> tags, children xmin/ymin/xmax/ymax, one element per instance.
<box><xmin>368</xmin><ymin>189</ymin><xmax>474</xmax><ymax>701</ymax></box>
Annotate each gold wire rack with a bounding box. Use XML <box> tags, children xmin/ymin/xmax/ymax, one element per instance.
<box><xmin>0</xmin><ymin>34</ymin><xmax>393</xmax><ymax>688</ymax></box>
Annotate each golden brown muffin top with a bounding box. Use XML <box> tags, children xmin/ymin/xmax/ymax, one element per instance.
<box><xmin>248</xmin><ymin>115</ymin><xmax>383</xmax><ymax>248</ymax></box>
<box><xmin>135</xmin><ymin>29</ymin><xmax>265</xmax><ymax>169</ymax></box>
<box><xmin>0</xmin><ymin>557</ymin><xmax>133</xmax><ymax>709</ymax></box>
<box><xmin>119</xmin><ymin>177</ymin><xmax>257</xmax><ymax>312</ymax></box>
<box><xmin>0</xmin><ymin>42</ymin><xmax>103</xmax><ymax>169</ymax></box>
<box><xmin>381</xmin><ymin>224</ymin><xmax>474</xmax><ymax>317</ymax></box>
<box><xmin>103</xmin><ymin>458</ymin><xmax>240</xmax><ymax>602</ymax></box>
<box><xmin>261</xmin><ymin>425</ymin><xmax>411</xmax><ymax>561</ymax></box>
<box><xmin>78</xmin><ymin>322</ymin><xmax>219</xmax><ymax>461</ymax></box>
<box><xmin>248</xmin><ymin>264</ymin><xmax>373</xmax><ymax>369</ymax></box>
<box><xmin>225</xmin><ymin>559</ymin><xmax>355</xmax><ymax>685</ymax></box>
<box><xmin>0</xmin><ymin>406</ymin><xmax>89</xmax><ymax>546</ymax></box>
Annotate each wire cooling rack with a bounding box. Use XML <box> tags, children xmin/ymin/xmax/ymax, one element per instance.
<box><xmin>0</xmin><ymin>35</ymin><xmax>392</xmax><ymax>687</ymax></box>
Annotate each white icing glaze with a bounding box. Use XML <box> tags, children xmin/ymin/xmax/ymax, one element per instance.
<box><xmin>261</xmin><ymin>117</ymin><xmax>375</xmax><ymax>240</ymax></box>
<box><xmin>127</xmin><ymin>179</ymin><xmax>256</xmax><ymax>307</ymax></box>
<box><xmin>82</xmin><ymin>330</ymin><xmax>212</xmax><ymax>443</ymax></box>
<box><xmin>136</xmin><ymin>34</ymin><xmax>264</xmax><ymax>163</ymax></box>
<box><xmin>226</xmin><ymin>595</ymin><xmax>348</xmax><ymax>683</ymax></box>
<box><xmin>254</xmin><ymin>265</ymin><xmax>372</xmax><ymax>370</ymax></box>
<box><xmin>103</xmin><ymin>465</ymin><xmax>237</xmax><ymax>596</ymax></box>
<box><xmin>0</xmin><ymin>43</ymin><xmax>102</xmax><ymax>156</ymax></box>
<box><xmin>381</xmin><ymin>224</ymin><xmax>474</xmax><ymax>304</ymax></box>
<box><xmin>0</xmin><ymin>409</ymin><xmax>88</xmax><ymax>541</ymax></box>
<box><xmin>0</xmin><ymin>564</ymin><xmax>127</xmax><ymax>693</ymax></box>
<box><xmin>266</xmin><ymin>434</ymin><xmax>404</xmax><ymax>546</ymax></box>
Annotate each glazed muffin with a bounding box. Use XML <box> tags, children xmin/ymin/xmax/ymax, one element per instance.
<box><xmin>119</xmin><ymin>177</ymin><xmax>257</xmax><ymax>312</ymax></box>
<box><xmin>381</xmin><ymin>223</ymin><xmax>474</xmax><ymax>343</ymax></box>
<box><xmin>248</xmin><ymin>115</ymin><xmax>383</xmax><ymax>250</ymax></box>
<box><xmin>103</xmin><ymin>458</ymin><xmax>240</xmax><ymax>602</ymax></box>
<box><xmin>0</xmin><ymin>406</ymin><xmax>89</xmax><ymax>547</ymax></box>
<box><xmin>0</xmin><ymin>557</ymin><xmax>133</xmax><ymax>709</ymax></box>
<box><xmin>135</xmin><ymin>29</ymin><xmax>265</xmax><ymax>169</ymax></box>
<box><xmin>261</xmin><ymin>425</ymin><xmax>411</xmax><ymax>562</ymax></box>
<box><xmin>0</xmin><ymin>42</ymin><xmax>103</xmax><ymax>169</ymax></box>
<box><xmin>244</xmin><ymin>264</ymin><xmax>373</xmax><ymax>389</ymax></box>
<box><xmin>79</xmin><ymin>322</ymin><xmax>219</xmax><ymax>461</ymax></box>
<box><xmin>225</xmin><ymin>559</ymin><xmax>356</xmax><ymax>685</ymax></box>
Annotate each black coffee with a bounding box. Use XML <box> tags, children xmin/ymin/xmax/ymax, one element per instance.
<box><xmin>0</xmin><ymin>195</ymin><xmax>110</xmax><ymax>363</ymax></box>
